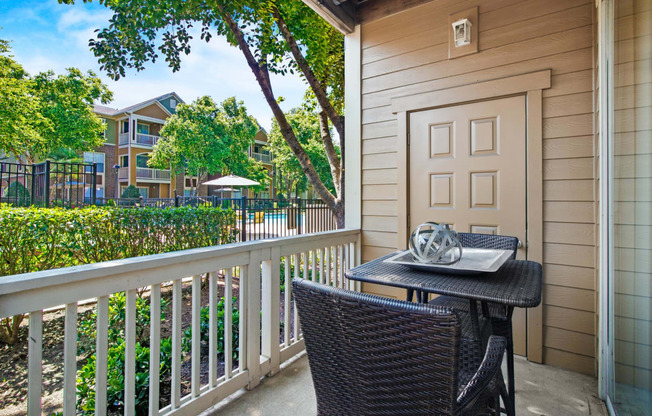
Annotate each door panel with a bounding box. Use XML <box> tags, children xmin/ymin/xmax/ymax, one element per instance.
<box><xmin>409</xmin><ymin>96</ymin><xmax>528</xmax><ymax>355</ymax></box>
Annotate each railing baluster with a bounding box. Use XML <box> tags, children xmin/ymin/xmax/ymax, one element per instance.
<box><xmin>191</xmin><ymin>275</ymin><xmax>201</xmax><ymax>397</ymax></box>
<box><xmin>338</xmin><ymin>245</ymin><xmax>344</xmax><ymax>288</ymax></box>
<box><xmin>348</xmin><ymin>242</ymin><xmax>356</xmax><ymax>291</ymax></box>
<box><xmin>125</xmin><ymin>289</ymin><xmax>137</xmax><ymax>416</ymax></box>
<box><xmin>172</xmin><ymin>280</ymin><xmax>182</xmax><ymax>408</ymax></box>
<box><xmin>96</xmin><ymin>296</ymin><xmax>109</xmax><ymax>416</ymax></box>
<box><xmin>239</xmin><ymin>266</ymin><xmax>248</xmax><ymax>374</ymax></box>
<box><xmin>209</xmin><ymin>272</ymin><xmax>218</xmax><ymax>387</ymax></box>
<box><xmin>28</xmin><ymin>311</ymin><xmax>43</xmax><ymax>416</ymax></box>
<box><xmin>284</xmin><ymin>257</ymin><xmax>291</xmax><ymax>347</ymax></box>
<box><xmin>325</xmin><ymin>246</ymin><xmax>331</xmax><ymax>286</ymax></box>
<box><xmin>262</xmin><ymin>247</ymin><xmax>281</xmax><ymax>375</ymax></box>
<box><xmin>293</xmin><ymin>254</ymin><xmax>300</xmax><ymax>342</ymax></box>
<box><xmin>311</xmin><ymin>250</ymin><xmax>316</xmax><ymax>282</ymax></box>
<box><xmin>245</xmin><ymin>253</ymin><xmax>262</xmax><ymax>390</ymax></box>
<box><xmin>225</xmin><ymin>269</ymin><xmax>233</xmax><ymax>379</ymax></box>
<box><xmin>318</xmin><ymin>248</ymin><xmax>324</xmax><ymax>284</ymax></box>
<box><xmin>149</xmin><ymin>285</ymin><xmax>161</xmax><ymax>416</ymax></box>
<box><xmin>63</xmin><ymin>303</ymin><xmax>77</xmax><ymax>416</ymax></box>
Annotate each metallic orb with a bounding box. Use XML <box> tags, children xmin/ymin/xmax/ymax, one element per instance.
<box><xmin>409</xmin><ymin>222</ymin><xmax>463</xmax><ymax>265</ymax></box>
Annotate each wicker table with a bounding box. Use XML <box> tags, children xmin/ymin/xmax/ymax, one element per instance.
<box><xmin>344</xmin><ymin>252</ymin><xmax>542</xmax><ymax>415</ymax></box>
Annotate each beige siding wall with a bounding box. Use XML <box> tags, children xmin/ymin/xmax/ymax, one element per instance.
<box><xmin>359</xmin><ymin>0</ymin><xmax>597</xmax><ymax>374</ymax></box>
<box><xmin>613</xmin><ymin>0</ymin><xmax>652</xmax><ymax>390</ymax></box>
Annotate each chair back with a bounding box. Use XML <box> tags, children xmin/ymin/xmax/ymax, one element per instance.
<box><xmin>458</xmin><ymin>233</ymin><xmax>519</xmax><ymax>259</ymax></box>
<box><xmin>292</xmin><ymin>279</ymin><xmax>462</xmax><ymax>416</ymax></box>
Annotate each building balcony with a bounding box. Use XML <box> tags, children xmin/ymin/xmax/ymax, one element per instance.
<box><xmin>252</xmin><ymin>152</ymin><xmax>272</xmax><ymax>163</ymax></box>
<box><xmin>136</xmin><ymin>167</ymin><xmax>171</xmax><ymax>182</ymax></box>
<box><xmin>118</xmin><ymin>133</ymin><xmax>161</xmax><ymax>147</ymax></box>
<box><xmin>135</xmin><ymin>133</ymin><xmax>160</xmax><ymax>147</ymax></box>
<box><xmin>118</xmin><ymin>166</ymin><xmax>129</xmax><ymax>180</ymax></box>
<box><xmin>0</xmin><ymin>228</ymin><xmax>609</xmax><ymax>416</ymax></box>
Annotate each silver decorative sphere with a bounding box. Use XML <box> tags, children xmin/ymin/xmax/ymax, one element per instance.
<box><xmin>409</xmin><ymin>222</ymin><xmax>463</xmax><ymax>264</ymax></box>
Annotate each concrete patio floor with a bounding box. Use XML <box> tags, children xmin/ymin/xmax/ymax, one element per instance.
<box><xmin>204</xmin><ymin>353</ymin><xmax>607</xmax><ymax>416</ymax></box>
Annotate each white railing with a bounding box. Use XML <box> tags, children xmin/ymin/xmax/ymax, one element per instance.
<box><xmin>136</xmin><ymin>167</ymin><xmax>171</xmax><ymax>181</ymax></box>
<box><xmin>118</xmin><ymin>166</ymin><xmax>129</xmax><ymax>180</ymax></box>
<box><xmin>252</xmin><ymin>152</ymin><xmax>272</xmax><ymax>163</ymax></box>
<box><xmin>135</xmin><ymin>133</ymin><xmax>160</xmax><ymax>146</ymax></box>
<box><xmin>119</xmin><ymin>133</ymin><xmax>130</xmax><ymax>145</ymax></box>
<box><xmin>0</xmin><ymin>229</ymin><xmax>361</xmax><ymax>416</ymax></box>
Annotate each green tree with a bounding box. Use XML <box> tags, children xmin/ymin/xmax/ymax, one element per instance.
<box><xmin>148</xmin><ymin>96</ymin><xmax>268</xmax><ymax>195</ymax></box>
<box><xmin>0</xmin><ymin>38</ymin><xmax>113</xmax><ymax>162</ymax></box>
<box><xmin>269</xmin><ymin>106</ymin><xmax>338</xmax><ymax>198</ymax></box>
<box><xmin>60</xmin><ymin>0</ymin><xmax>346</xmax><ymax>227</ymax></box>
<box><xmin>30</xmin><ymin>68</ymin><xmax>113</xmax><ymax>162</ymax></box>
<box><xmin>121</xmin><ymin>185</ymin><xmax>141</xmax><ymax>199</ymax></box>
<box><xmin>0</xmin><ymin>39</ymin><xmax>46</xmax><ymax>159</ymax></box>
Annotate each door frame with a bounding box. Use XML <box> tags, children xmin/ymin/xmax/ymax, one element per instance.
<box><xmin>391</xmin><ymin>69</ymin><xmax>551</xmax><ymax>363</ymax></box>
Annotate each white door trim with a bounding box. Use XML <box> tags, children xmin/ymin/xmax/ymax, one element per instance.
<box><xmin>394</xmin><ymin>70</ymin><xmax>550</xmax><ymax>363</ymax></box>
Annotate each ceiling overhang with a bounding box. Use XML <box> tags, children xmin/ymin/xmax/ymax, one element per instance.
<box><xmin>303</xmin><ymin>0</ymin><xmax>434</xmax><ymax>33</ymax></box>
<box><xmin>302</xmin><ymin>0</ymin><xmax>357</xmax><ymax>34</ymax></box>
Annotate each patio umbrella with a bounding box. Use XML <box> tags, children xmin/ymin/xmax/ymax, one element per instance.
<box><xmin>202</xmin><ymin>175</ymin><xmax>260</xmax><ymax>187</ymax></box>
<box><xmin>203</xmin><ymin>175</ymin><xmax>260</xmax><ymax>198</ymax></box>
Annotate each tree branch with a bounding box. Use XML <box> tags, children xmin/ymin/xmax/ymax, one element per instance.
<box><xmin>272</xmin><ymin>6</ymin><xmax>345</xmax><ymax>140</ymax></box>
<box><xmin>220</xmin><ymin>9</ymin><xmax>339</xmax><ymax>212</ymax></box>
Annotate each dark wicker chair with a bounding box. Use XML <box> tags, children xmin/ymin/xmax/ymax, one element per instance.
<box><xmin>292</xmin><ymin>279</ymin><xmax>509</xmax><ymax>416</ymax></box>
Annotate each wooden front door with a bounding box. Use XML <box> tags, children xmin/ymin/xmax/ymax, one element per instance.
<box><xmin>408</xmin><ymin>95</ymin><xmax>528</xmax><ymax>355</ymax></box>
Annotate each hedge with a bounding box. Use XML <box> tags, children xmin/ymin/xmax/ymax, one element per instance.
<box><xmin>0</xmin><ymin>204</ymin><xmax>238</xmax><ymax>344</ymax></box>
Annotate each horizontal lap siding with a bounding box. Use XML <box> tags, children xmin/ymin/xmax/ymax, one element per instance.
<box><xmin>612</xmin><ymin>0</ymin><xmax>652</xmax><ymax>389</ymax></box>
<box><xmin>359</xmin><ymin>0</ymin><xmax>597</xmax><ymax>374</ymax></box>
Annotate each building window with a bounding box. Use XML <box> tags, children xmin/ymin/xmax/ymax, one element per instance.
<box><xmin>119</xmin><ymin>155</ymin><xmax>128</xmax><ymax>167</ymax></box>
<box><xmin>99</xmin><ymin>118</ymin><xmax>107</xmax><ymax>139</ymax></box>
<box><xmin>137</xmin><ymin>123</ymin><xmax>150</xmax><ymax>135</ymax></box>
<box><xmin>122</xmin><ymin>120</ymin><xmax>129</xmax><ymax>133</ymax></box>
<box><xmin>170</xmin><ymin>98</ymin><xmax>177</xmax><ymax>109</ymax></box>
<box><xmin>84</xmin><ymin>152</ymin><xmax>105</xmax><ymax>173</ymax></box>
<box><xmin>136</xmin><ymin>153</ymin><xmax>149</xmax><ymax>168</ymax></box>
<box><xmin>137</xmin><ymin>187</ymin><xmax>148</xmax><ymax>198</ymax></box>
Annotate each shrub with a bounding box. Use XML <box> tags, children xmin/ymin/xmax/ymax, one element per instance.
<box><xmin>121</xmin><ymin>184</ymin><xmax>141</xmax><ymax>199</ymax></box>
<box><xmin>76</xmin><ymin>292</ymin><xmax>172</xmax><ymax>415</ymax></box>
<box><xmin>2</xmin><ymin>181</ymin><xmax>31</xmax><ymax>206</ymax></box>
<box><xmin>76</xmin><ymin>340</ymin><xmax>172</xmax><ymax>415</ymax></box>
<box><xmin>0</xmin><ymin>204</ymin><xmax>237</xmax><ymax>345</ymax></box>
<box><xmin>181</xmin><ymin>297</ymin><xmax>240</xmax><ymax>361</ymax></box>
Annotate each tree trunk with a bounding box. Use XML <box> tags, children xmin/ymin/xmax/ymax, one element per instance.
<box><xmin>220</xmin><ymin>11</ymin><xmax>340</xmax><ymax>214</ymax></box>
<box><xmin>0</xmin><ymin>315</ymin><xmax>24</xmax><ymax>345</ymax></box>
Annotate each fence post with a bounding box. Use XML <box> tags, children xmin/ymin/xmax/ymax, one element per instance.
<box><xmin>296</xmin><ymin>197</ymin><xmax>302</xmax><ymax>235</ymax></box>
<box><xmin>44</xmin><ymin>160</ymin><xmax>51</xmax><ymax>208</ymax></box>
<box><xmin>28</xmin><ymin>164</ymin><xmax>35</xmax><ymax>207</ymax></box>
<box><xmin>175</xmin><ymin>195</ymin><xmax>180</xmax><ymax>207</ymax></box>
<box><xmin>91</xmin><ymin>163</ymin><xmax>98</xmax><ymax>206</ymax></box>
<box><xmin>241</xmin><ymin>196</ymin><xmax>247</xmax><ymax>242</ymax></box>
<box><xmin>139</xmin><ymin>195</ymin><xmax>144</xmax><ymax>207</ymax></box>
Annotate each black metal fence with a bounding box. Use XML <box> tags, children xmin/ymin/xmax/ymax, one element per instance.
<box><xmin>95</xmin><ymin>195</ymin><xmax>337</xmax><ymax>241</ymax></box>
<box><xmin>0</xmin><ymin>160</ymin><xmax>97</xmax><ymax>207</ymax></box>
<box><xmin>2</xmin><ymin>161</ymin><xmax>336</xmax><ymax>241</ymax></box>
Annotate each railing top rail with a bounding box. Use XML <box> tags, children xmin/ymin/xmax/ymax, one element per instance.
<box><xmin>0</xmin><ymin>229</ymin><xmax>360</xmax><ymax>309</ymax></box>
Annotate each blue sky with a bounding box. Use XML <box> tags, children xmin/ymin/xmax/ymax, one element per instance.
<box><xmin>0</xmin><ymin>0</ymin><xmax>307</xmax><ymax>131</ymax></box>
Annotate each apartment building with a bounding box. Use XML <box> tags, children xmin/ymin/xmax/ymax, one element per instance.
<box><xmin>92</xmin><ymin>92</ymin><xmax>274</xmax><ymax>199</ymax></box>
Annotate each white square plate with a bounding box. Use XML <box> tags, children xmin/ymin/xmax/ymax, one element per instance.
<box><xmin>383</xmin><ymin>248</ymin><xmax>513</xmax><ymax>275</ymax></box>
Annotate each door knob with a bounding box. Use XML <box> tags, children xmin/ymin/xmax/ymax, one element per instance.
<box><xmin>517</xmin><ymin>240</ymin><xmax>523</xmax><ymax>249</ymax></box>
